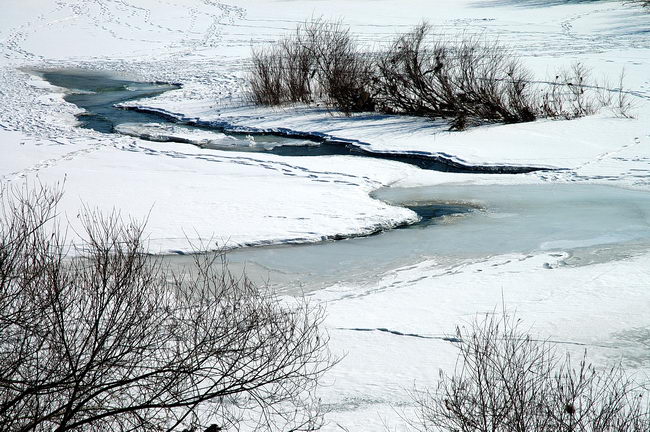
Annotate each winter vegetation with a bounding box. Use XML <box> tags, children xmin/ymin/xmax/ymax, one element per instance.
<box><xmin>409</xmin><ymin>315</ymin><xmax>650</xmax><ymax>432</ymax></box>
<box><xmin>5</xmin><ymin>183</ymin><xmax>648</xmax><ymax>432</ymax></box>
<box><xmin>249</xmin><ymin>20</ymin><xmax>632</xmax><ymax>130</ymax></box>
<box><xmin>0</xmin><ymin>184</ymin><xmax>331</xmax><ymax>432</ymax></box>
<box><xmin>2</xmin><ymin>0</ymin><xmax>650</xmax><ymax>431</ymax></box>
<box><xmin>626</xmin><ymin>0</ymin><xmax>650</xmax><ymax>8</ymax></box>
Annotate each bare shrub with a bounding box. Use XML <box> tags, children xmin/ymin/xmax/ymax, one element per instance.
<box><xmin>375</xmin><ymin>23</ymin><xmax>538</xmax><ymax>129</ymax></box>
<box><xmin>594</xmin><ymin>69</ymin><xmax>635</xmax><ymax>119</ymax></box>
<box><xmin>302</xmin><ymin>18</ymin><xmax>377</xmax><ymax>113</ymax></box>
<box><xmin>248</xmin><ymin>23</ymin><xmax>315</xmax><ymax>106</ymax></box>
<box><xmin>249</xmin><ymin>45</ymin><xmax>286</xmax><ymax>105</ymax></box>
<box><xmin>374</xmin><ymin>23</ymin><xmax>448</xmax><ymax>118</ymax></box>
<box><xmin>280</xmin><ymin>33</ymin><xmax>314</xmax><ymax>104</ymax></box>
<box><xmin>541</xmin><ymin>62</ymin><xmax>599</xmax><ymax>120</ymax></box>
<box><xmin>612</xmin><ymin>69</ymin><xmax>635</xmax><ymax>118</ymax></box>
<box><xmin>247</xmin><ymin>18</ymin><xmax>377</xmax><ymax>113</ymax></box>
<box><xmin>0</xmin><ymin>184</ymin><xmax>331</xmax><ymax>431</ymax></box>
<box><xmin>408</xmin><ymin>315</ymin><xmax>650</xmax><ymax>432</ymax></box>
<box><xmin>248</xmin><ymin>20</ymin><xmax>631</xmax><ymax>129</ymax></box>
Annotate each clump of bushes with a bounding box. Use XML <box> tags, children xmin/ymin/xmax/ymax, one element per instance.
<box><xmin>248</xmin><ymin>20</ymin><xmax>631</xmax><ymax>130</ymax></box>
<box><xmin>0</xmin><ymin>184</ymin><xmax>331</xmax><ymax>432</ymax></box>
<box><xmin>408</xmin><ymin>315</ymin><xmax>650</xmax><ymax>432</ymax></box>
<box><xmin>625</xmin><ymin>0</ymin><xmax>650</xmax><ymax>8</ymax></box>
<box><xmin>249</xmin><ymin>30</ymin><xmax>313</xmax><ymax>105</ymax></box>
<box><xmin>249</xmin><ymin>18</ymin><xmax>376</xmax><ymax>112</ymax></box>
<box><xmin>374</xmin><ymin>24</ymin><xmax>537</xmax><ymax>129</ymax></box>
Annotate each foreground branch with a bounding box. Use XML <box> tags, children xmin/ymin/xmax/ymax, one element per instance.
<box><xmin>0</xmin><ymin>184</ymin><xmax>332</xmax><ymax>431</ymax></box>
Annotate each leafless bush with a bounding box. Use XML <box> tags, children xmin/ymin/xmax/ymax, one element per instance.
<box><xmin>302</xmin><ymin>19</ymin><xmax>378</xmax><ymax>113</ymax></box>
<box><xmin>248</xmin><ymin>23</ymin><xmax>315</xmax><ymax>106</ymax></box>
<box><xmin>374</xmin><ymin>24</ymin><xmax>448</xmax><ymax>118</ymax></box>
<box><xmin>250</xmin><ymin>21</ymin><xmax>540</xmax><ymax>128</ymax></box>
<box><xmin>0</xmin><ymin>184</ymin><xmax>331</xmax><ymax>431</ymax></box>
<box><xmin>614</xmin><ymin>71</ymin><xmax>635</xmax><ymax>118</ymax></box>
<box><xmin>541</xmin><ymin>62</ymin><xmax>599</xmax><ymax>119</ymax></box>
<box><xmin>249</xmin><ymin>46</ymin><xmax>285</xmax><ymax>105</ymax></box>
<box><xmin>248</xmin><ymin>18</ymin><xmax>376</xmax><ymax>113</ymax></box>
<box><xmin>408</xmin><ymin>315</ymin><xmax>650</xmax><ymax>432</ymax></box>
<box><xmin>280</xmin><ymin>33</ymin><xmax>314</xmax><ymax>104</ymax></box>
<box><xmin>376</xmin><ymin>24</ymin><xmax>537</xmax><ymax>129</ymax></box>
<box><xmin>598</xmin><ymin>69</ymin><xmax>636</xmax><ymax>118</ymax></box>
<box><xmin>624</xmin><ymin>0</ymin><xmax>650</xmax><ymax>8</ymax></box>
<box><xmin>249</xmin><ymin>43</ymin><xmax>301</xmax><ymax>106</ymax></box>
<box><xmin>249</xmin><ymin>20</ymin><xmax>631</xmax><ymax>129</ymax></box>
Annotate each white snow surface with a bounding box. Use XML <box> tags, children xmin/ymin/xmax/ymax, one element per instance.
<box><xmin>2</xmin><ymin>0</ymin><xmax>650</xmax><ymax>430</ymax></box>
<box><xmin>314</xmin><ymin>247</ymin><xmax>650</xmax><ymax>430</ymax></box>
<box><xmin>3</xmin><ymin>0</ymin><xmax>650</xmax><ymax>251</ymax></box>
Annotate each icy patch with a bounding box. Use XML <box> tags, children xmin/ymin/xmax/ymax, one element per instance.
<box><xmin>115</xmin><ymin>122</ymin><xmax>320</xmax><ymax>151</ymax></box>
<box><xmin>116</xmin><ymin>122</ymin><xmax>236</xmax><ymax>147</ymax></box>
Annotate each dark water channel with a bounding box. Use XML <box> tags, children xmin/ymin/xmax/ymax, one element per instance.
<box><xmin>41</xmin><ymin>70</ymin><xmax>181</xmax><ymax>133</ymax></box>
<box><xmin>39</xmin><ymin>70</ymin><xmax>544</xmax><ymax>174</ymax></box>
<box><xmin>38</xmin><ymin>69</ymin><xmax>480</xmax><ymax>229</ymax></box>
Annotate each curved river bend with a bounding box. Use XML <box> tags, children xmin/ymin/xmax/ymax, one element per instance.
<box><xmin>39</xmin><ymin>70</ymin><xmax>650</xmax><ymax>293</ymax></box>
<box><xmin>206</xmin><ymin>183</ymin><xmax>650</xmax><ymax>293</ymax></box>
<box><xmin>40</xmin><ymin>69</ymin><xmax>543</xmax><ymax>174</ymax></box>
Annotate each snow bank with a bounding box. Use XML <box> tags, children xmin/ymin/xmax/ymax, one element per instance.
<box><xmin>2</xmin><ymin>1</ymin><xmax>650</xmax><ymax>430</ymax></box>
<box><xmin>2</xmin><ymin>0</ymin><xmax>650</xmax><ymax>253</ymax></box>
<box><xmin>316</xmin><ymin>248</ymin><xmax>650</xmax><ymax>430</ymax></box>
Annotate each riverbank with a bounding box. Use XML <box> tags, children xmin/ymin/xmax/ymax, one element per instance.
<box><xmin>3</xmin><ymin>0</ymin><xmax>650</xmax><ymax>253</ymax></box>
<box><xmin>2</xmin><ymin>1</ymin><xmax>650</xmax><ymax>430</ymax></box>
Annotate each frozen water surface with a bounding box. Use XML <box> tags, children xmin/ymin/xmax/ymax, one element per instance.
<box><xmin>376</xmin><ymin>183</ymin><xmax>650</xmax><ymax>255</ymax></box>
<box><xmin>36</xmin><ymin>72</ymin><xmax>650</xmax><ymax>292</ymax></box>
<box><xmin>168</xmin><ymin>183</ymin><xmax>650</xmax><ymax>292</ymax></box>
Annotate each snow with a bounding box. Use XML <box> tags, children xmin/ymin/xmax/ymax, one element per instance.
<box><xmin>2</xmin><ymin>0</ymin><xmax>650</xmax><ymax>430</ymax></box>
<box><xmin>317</xmin><ymin>248</ymin><xmax>650</xmax><ymax>429</ymax></box>
<box><xmin>14</xmin><ymin>137</ymin><xmax>420</xmax><ymax>253</ymax></box>
<box><xmin>121</xmin><ymin>101</ymin><xmax>650</xmax><ymax>172</ymax></box>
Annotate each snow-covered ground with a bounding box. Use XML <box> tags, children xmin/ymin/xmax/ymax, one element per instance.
<box><xmin>315</xmin><ymin>247</ymin><xmax>650</xmax><ymax>430</ymax></box>
<box><xmin>2</xmin><ymin>0</ymin><xmax>650</xmax><ymax>430</ymax></box>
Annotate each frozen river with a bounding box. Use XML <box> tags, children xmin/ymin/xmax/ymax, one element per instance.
<box><xmin>39</xmin><ymin>69</ymin><xmax>650</xmax><ymax>293</ymax></box>
<box><xmin>201</xmin><ymin>183</ymin><xmax>650</xmax><ymax>292</ymax></box>
<box><xmin>40</xmin><ymin>69</ymin><xmax>541</xmax><ymax>173</ymax></box>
